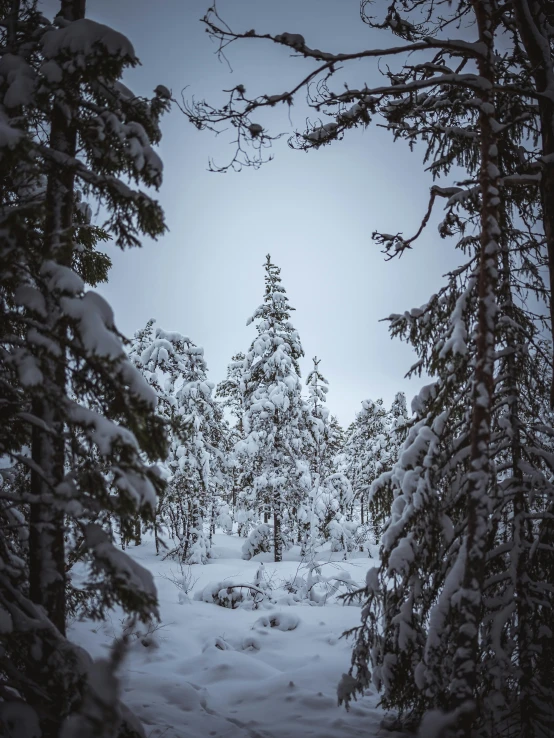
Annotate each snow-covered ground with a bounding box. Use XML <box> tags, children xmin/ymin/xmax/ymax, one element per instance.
<box><xmin>70</xmin><ymin>533</ymin><xmax>387</xmax><ymax>738</ymax></box>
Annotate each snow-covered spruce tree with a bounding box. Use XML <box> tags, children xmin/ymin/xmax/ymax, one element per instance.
<box><xmin>327</xmin><ymin>414</ymin><xmax>345</xmax><ymax>462</ymax></box>
<box><xmin>343</xmin><ymin>217</ymin><xmax>554</xmax><ymax>736</ymax></box>
<box><xmin>344</xmin><ymin>398</ymin><xmax>390</xmax><ymax>540</ymax></box>
<box><xmin>216</xmin><ymin>351</ymin><xmax>246</xmax><ymax>519</ymax></box>
<box><xmin>341</xmin><ymin>33</ymin><xmax>554</xmax><ymax>738</ymax></box>
<box><xmin>237</xmin><ymin>255</ymin><xmax>309</xmax><ymax>562</ymax></box>
<box><xmin>171</xmin><ymin>337</ymin><xmax>229</xmax><ymax>563</ymax></box>
<box><xmin>297</xmin><ymin>356</ymin><xmax>329</xmax><ymax>553</ymax></box>
<box><xmin>131</xmin><ymin>324</ymin><xmax>229</xmax><ymax>563</ymax></box>
<box><xmin>299</xmin><ymin>356</ymin><xmax>352</xmax><ymax>554</ymax></box>
<box><xmin>358</xmin><ymin>392</ymin><xmax>410</xmax><ymax>540</ymax></box>
<box><xmin>0</xmin><ymin>1</ymin><xmax>170</xmax><ymax>734</ymax></box>
<box><xmin>503</xmin><ymin>0</ymin><xmax>554</xmax><ymax>405</ymax></box>
<box><xmin>165</xmin><ymin>334</ymin><xmax>226</xmax><ymax>563</ymax></box>
<box><xmin>389</xmin><ymin>391</ymin><xmax>409</xmax><ymax>449</ymax></box>
<box><xmin>216</xmin><ymin>351</ymin><xmax>246</xmax><ymax>432</ymax></box>
<box><xmin>128</xmin><ymin>320</ymin><xmax>189</xmax><ymax>553</ymax></box>
<box><xmin>184</xmin><ymin>1</ymin><xmax>554</xmax><ymax>734</ymax></box>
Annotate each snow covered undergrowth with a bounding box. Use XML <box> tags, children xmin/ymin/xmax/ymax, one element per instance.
<box><xmin>69</xmin><ymin>533</ymin><xmax>386</xmax><ymax>738</ymax></box>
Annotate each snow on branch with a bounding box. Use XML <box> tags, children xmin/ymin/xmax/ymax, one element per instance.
<box><xmin>182</xmin><ymin>4</ymin><xmax>493</xmax><ymax>171</ymax></box>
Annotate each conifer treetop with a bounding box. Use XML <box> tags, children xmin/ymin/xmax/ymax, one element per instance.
<box><xmin>243</xmin><ymin>254</ymin><xmax>304</xmax><ymax>395</ymax></box>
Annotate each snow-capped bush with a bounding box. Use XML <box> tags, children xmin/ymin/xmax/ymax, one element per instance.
<box><xmin>328</xmin><ymin>518</ymin><xmax>358</xmax><ymax>556</ymax></box>
<box><xmin>186</xmin><ymin>526</ymin><xmax>211</xmax><ymax>565</ymax></box>
<box><xmin>215</xmin><ymin>502</ymin><xmax>234</xmax><ymax>535</ymax></box>
<box><xmin>193</xmin><ymin>579</ymin><xmax>270</xmax><ymax>609</ymax></box>
<box><xmin>160</xmin><ymin>563</ymin><xmax>199</xmax><ymax>604</ymax></box>
<box><xmin>241</xmin><ymin>523</ymin><xmax>273</xmax><ymax>560</ymax></box>
<box><xmin>281</xmin><ymin>561</ymin><xmax>358</xmax><ymax>605</ymax></box>
<box><xmin>194</xmin><ymin>581</ymin><xmax>246</xmax><ymax>609</ymax></box>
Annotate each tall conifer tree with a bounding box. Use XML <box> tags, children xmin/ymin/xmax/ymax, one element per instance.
<box><xmin>238</xmin><ymin>255</ymin><xmax>308</xmax><ymax>561</ymax></box>
<box><xmin>0</xmin><ymin>2</ymin><xmax>169</xmax><ymax>734</ymax></box>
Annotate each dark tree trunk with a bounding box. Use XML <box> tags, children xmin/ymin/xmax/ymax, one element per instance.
<box><xmin>29</xmin><ymin>0</ymin><xmax>86</xmax><ymax>638</ymax></box>
<box><xmin>273</xmin><ymin>501</ymin><xmax>282</xmax><ymax>562</ymax></box>
<box><xmin>450</xmin><ymin>3</ymin><xmax>500</xmax><ymax>734</ymax></box>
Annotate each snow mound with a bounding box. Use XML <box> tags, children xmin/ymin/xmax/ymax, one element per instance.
<box><xmin>253</xmin><ymin>612</ymin><xmax>300</xmax><ymax>631</ymax></box>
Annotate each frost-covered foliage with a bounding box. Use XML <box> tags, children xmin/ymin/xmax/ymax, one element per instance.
<box><xmin>236</xmin><ymin>255</ymin><xmax>312</xmax><ymax>561</ymax></box>
<box><xmin>342</xmin><ymin>393</ymin><xmax>409</xmax><ymax>541</ymax></box>
<box><xmin>131</xmin><ymin>322</ymin><xmax>230</xmax><ymax>564</ymax></box>
<box><xmin>0</xmin><ymin>2</ymin><xmax>169</xmax><ymax>735</ymax></box>
<box><xmin>344</xmin><ymin>398</ymin><xmax>390</xmax><ymax>540</ymax></box>
<box><xmin>296</xmin><ymin>358</ymin><xmax>349</xmax><ymax>554</ymax></box>
<box><xmin>241</xmin><ymin>523</ymin><xmax>274</xmax><ymax>560</ymax></box>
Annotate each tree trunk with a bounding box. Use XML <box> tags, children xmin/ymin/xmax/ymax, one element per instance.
<box><xmin>209</xmin><ymin>497</ymin><xmax>216</xmax><ymax>542</ymax></box>
<box><xmin>29</xmin><ymin>0</ymin><xmax>86</xmax><ymax>637</ymax></box>
<box><xmin>273</xmin><ymin>500</ymin><xmax>282</xmax><ymax>562</ymax></box>
<box><xmin>154</xmin><ymin>514</ymin><xmax>160</xmax><ymax>554</ymax></box>
<box><xmin>450</xmin><ymin>3</ymin><xmax>500</xmax><ymax>734</ymax></box>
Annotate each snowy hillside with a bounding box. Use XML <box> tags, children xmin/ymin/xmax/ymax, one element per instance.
<box><xmin>70</xmin><ymin>534</ymin><xmax>385</xmax><ymax>738</ymax></box>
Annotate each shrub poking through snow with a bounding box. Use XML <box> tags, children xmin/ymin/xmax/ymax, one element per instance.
<box><xmin>159</xmin><ymin>563</ymin><xmax>199</xmax><ymax>604</ymax></box>
<box><xmin>282</xmin><ymin>561</ymin><xmax>359</xmax><ymax>605</ymax></box>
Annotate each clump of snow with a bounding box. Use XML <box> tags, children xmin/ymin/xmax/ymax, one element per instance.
<box><xmin>0</xmin><ymin>54</ymin><xmax>35</xmax><ymax>108</ymax></box>
<box><xmin>253</xmin><ymin>612</ymin><xmax>300</xmax><ymax>631</ymax></box>
<box><xmin>248</xmin><ymin>123</ymin><xmax>263</xmax><ymax>138</ymax></box>
<box><xmin>42</xmin><ymin>19</ymin><xmax>136</xmax><ymax>65</ymax></box>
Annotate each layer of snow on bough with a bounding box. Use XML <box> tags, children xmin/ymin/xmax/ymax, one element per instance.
<box><xmin>42</xmin><ymin>19</ymin><xmax>136</xmax><ymax>64</ymax></box>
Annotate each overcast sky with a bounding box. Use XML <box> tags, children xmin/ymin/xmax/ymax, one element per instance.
<box><xmin>60</xmin><ymin>0</ymin><xmax>464</xmax><ymax>426</ymax></box>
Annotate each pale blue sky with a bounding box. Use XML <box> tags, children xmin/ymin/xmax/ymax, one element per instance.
<box><xmin>57</xmin><ymin>0</ymin><xmax>463</xmax><ymax>425</ymax></box>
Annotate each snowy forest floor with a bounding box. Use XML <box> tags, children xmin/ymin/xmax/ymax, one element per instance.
<box><xmin>69</xmin><ymin>532</ymin><xmax>395</xmax><ymax>738</ymax></box>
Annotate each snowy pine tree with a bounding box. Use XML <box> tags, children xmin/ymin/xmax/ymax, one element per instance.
<box><xmin>216</xmin><ymin>352</ymin><xmax>246</xmax><ymax>520</ymax></box>
<box><xmin>363</xmin><ymin>393</ymin><xmax>410</xmax><ymax>540</ymax></box>
<box><xmin>170</xmin><ymin>336</ymin><xmax>228</xmax><ymax>563</ymax></box>
<box><xmin>237</xmin><ymin>255</ymin><xmax>309</xmax><ymax>562</ymax></box>
<box><xmin>0</xmin><ymin>1</ymin><xmax>170</xmax><ymax>734</ymax></box>
<box><xmin>132</xmin><ymin>324</ymin><xmax>229</xmax><ymax>564</ymax></box>
<box><xmin>344</xmin><ymin>398</ymin><xmax>389</xmax><ymax>539</ymax></box>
